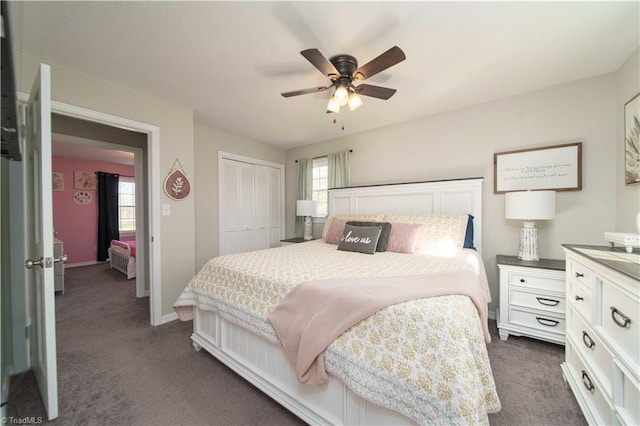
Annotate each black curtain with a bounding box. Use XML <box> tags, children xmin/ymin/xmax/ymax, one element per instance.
<box><xmin>97</xmin><ymin>172</ymin><xmax>120</xmax><ymax>261</ymax></box>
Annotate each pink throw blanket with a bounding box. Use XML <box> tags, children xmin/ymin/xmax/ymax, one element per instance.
<box><xmin>268</xmin><ymin>270</ymin><xmax>490</xmax><ymax>385</ymax></box>
<box><xmin>112</xmin><ymin>240</ymin><xmax>136</xmax><ymax>257</ymax></box>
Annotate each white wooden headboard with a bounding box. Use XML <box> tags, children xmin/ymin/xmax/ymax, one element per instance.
<box><xmin>328</xmin><ymin>178</ymin><xmax>484</xmax><ymax>254</ymax></box>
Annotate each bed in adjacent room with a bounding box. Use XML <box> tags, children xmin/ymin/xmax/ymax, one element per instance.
<box><xmin>174</xmin><ymin>178</ymin><xmax>500</xmax><ymax>425</ymax></box>
<box><xmin>108</xmin><ymin>239</ymin><xmax>136</xmax><ymax>279</ymax></box>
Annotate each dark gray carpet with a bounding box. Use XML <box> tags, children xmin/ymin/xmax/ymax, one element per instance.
<box><xmin>8</xmin><ymin>263</ymin><xmax>586</xmax><ymax>425</ymax></box>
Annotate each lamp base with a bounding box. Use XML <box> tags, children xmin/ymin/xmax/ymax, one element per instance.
<box><xmin>518</xmin><ymin>220</ymin><xmax>539</xmax><ymax>261</ymax></box>
<box><xmin>303</xmin><ymin>216</ymin><xmax>313</xmax><ymax>240</ymax></box>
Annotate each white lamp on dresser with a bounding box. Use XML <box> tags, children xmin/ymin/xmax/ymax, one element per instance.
<box><xmin>296</xmin><ymin>200</ymin><xmax>316</xmax><ymax>241</ymax></box>
<box><xmin>505</xmin><ymin>190</ymin><xmax>556</xmax><ymax>261</ymax></box>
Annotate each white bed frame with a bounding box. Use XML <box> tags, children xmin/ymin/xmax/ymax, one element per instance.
<box><xmin>191</xmin><ymin>178</ymin><xmax>484</xmax><ymax>425</ymax></box>
<box><xmin>108</xmin><ymin>240</ymin><xmax>136</xmax><ymax>279</ymax></box>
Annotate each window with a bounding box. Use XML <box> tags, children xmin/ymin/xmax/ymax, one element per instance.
<box><xmin>312</xmin><ymin>157</ymin><xmax>328</xmax><ymax>217</ymax></box>
<box><xmin>118</xmin><ymin>177</ymin><xmax>136</xmax><ymax>232</ymax></box>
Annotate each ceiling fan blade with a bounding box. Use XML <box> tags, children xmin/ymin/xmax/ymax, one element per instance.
<box><xmin>281</xmin><ymin>86</ymin><xmax>329</xmax><ymax>98</ymax></box>
<box><xmin>355</xmin><ymin>84</ymin><xmax>397</xmax><ymax>100</ymax></box>
<box><xmin>300</xmin><ymin>49</ymin><xmax>340</xmax><ymax>79</ymax></box>
<box><xmin>353</xmin><ymin>46</ymin><xmax>406</xmax><ymax>81</ymax></box>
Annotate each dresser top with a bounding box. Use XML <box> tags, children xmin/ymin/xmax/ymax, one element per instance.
<box><xmin>562</xmin><ymin>244</ymin><xmax>640</xmax><ymax>282</ymax></box>
<box><xmin>496</xmin><ymin>255</ymin><xmax>565</xmax><ymax>271</ymax></box>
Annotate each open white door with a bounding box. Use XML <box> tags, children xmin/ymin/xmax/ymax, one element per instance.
<box><xmin>23</xmin><ymin>63</ymin><xmax>59</xmax><ymax>420</ymax></box>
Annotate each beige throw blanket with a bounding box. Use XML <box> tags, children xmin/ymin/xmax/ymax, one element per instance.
<box><xmin>268</xmin><ymin>270</ymin><xmax>491</xmax><ymax>385</ymax></box>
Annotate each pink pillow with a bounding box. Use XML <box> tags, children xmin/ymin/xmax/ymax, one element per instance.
<box><xmin>386</xmin><ymin>223</ymin><xmax>423</xmax><ymax>254</ymax></box>
<box><xmin>325</xmin><ymin>218</ymin><xmax>348</xmax><ymax>244</ymax></box>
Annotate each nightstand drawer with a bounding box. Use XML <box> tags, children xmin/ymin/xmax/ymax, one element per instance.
<box><xmin>508</xmin><ymin>272</ymin><xmax>564</xmax><ymax>292</ymax></box>
<box><xmin>602</xmin><ymin>281</ymin><xmax>639</xmax><ymax>370</ymax></box>
<box><xmin>509</xmin><ymin>288</ymin><xmax>565</xmax><ymax>315</ymax></box>
<box><xmin>568</xmin><ymin>306</ymin><xmax>613</xmax><ymax>398</ymax></box>
<box><xmin>568</xmin><ymin>258</ymin><xmax>593</xmax><ymax>287</ymax></box>
<box><xmin>568</xmin><ymin>278</ymin><xmax>592</xmax><ymax>323</ymax></box>
<box><xmin>508</xmin><ymin>308</ymin><xmax>565</xmax><ymax>336</ymax></box>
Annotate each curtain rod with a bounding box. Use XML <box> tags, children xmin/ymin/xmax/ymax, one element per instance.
<box><xmin>295</xmin><ymin>149</ymin><xmax>352</xmax><ymax>163</ymax></box>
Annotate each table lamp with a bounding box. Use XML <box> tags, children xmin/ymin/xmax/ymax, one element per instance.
<box><xmin>505</xmin><ymin>190</ymin><xmax>556</xmax><ymax>261</ymax></box>
<box><xmin>296</xmin><ymin>200</ymin><xmax>317</xmax><ymax>240</ymax></box>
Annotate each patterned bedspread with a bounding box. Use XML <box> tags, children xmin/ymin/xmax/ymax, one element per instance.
<box><xmin>174</xmin><ymin>240</ymin><xmax>501</xmax><ymax>425</ymax></box>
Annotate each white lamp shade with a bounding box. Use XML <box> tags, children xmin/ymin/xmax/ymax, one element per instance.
<box><xmin>505</xmin><ymin>190</ymin><xmax>556</xmax><ymax>220</ymax></box>
<box><xmin>296</xmin><ymin>200</ymin><xmax>316</xmax><ymax>217</ymax></box>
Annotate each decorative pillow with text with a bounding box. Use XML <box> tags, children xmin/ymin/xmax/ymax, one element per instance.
<box><xmin>337</xmin><ymin>224</ymin><xmax>382</xmax><ymax>255</ymax></box>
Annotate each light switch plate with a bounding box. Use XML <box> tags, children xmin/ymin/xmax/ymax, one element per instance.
<box><xmin>162</xmin><ymin>204</ymin><xmax>171</xmax><ymax>216</ymax></box>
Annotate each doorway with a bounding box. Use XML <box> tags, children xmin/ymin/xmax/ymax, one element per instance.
<box><xmin>43</xmin><ymin>100</ymin><xmax>162</xmax><ymax>326</ymax></box>
<box><xmin>51</xmin><ymin>125</ymin><xmax>147</xmax><ymax>299</ymax></box>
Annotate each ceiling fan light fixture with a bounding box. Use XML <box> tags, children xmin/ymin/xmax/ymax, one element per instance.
<box><xmin>327</xmin><ymin>96</ymin><xmax>341</xmax><ymax>113</ymax></box>
<box><xmin>348</xmin><ymin>92</ymin><xmax>363</xmax><ymax>111</ymax></box>
<box><xmin>334</xmin><ymin>84</ymin><xmax>349</xmax><ymax>106</ymax></box>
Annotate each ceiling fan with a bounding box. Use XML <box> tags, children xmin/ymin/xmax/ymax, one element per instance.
<box><xmin>281</xmin><ymin>46</ymin><xmax>406</xmax><ymax>113</ymax></box>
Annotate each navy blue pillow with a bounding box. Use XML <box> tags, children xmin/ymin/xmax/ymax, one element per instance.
<box><xmin>464</xmin><ymin>214</ymin><xmax>475</xmax><ymax>250</ymax></box>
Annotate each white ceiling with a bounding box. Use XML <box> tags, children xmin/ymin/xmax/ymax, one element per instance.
<box><xmin>14</xmin><ymin>1</ymin><xmax>640</xmax><ymax>149</ymax></box>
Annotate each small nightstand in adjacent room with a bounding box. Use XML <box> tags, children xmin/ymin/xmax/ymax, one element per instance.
<box><xmin>496</xmin><ymin>254</ymin><xmax>566</xmax><ymax>344</ymax></box>
<box><xmin>280</xmin><ymin>237</ymin><xmax>310</xmax><ymax>246</ymax></box>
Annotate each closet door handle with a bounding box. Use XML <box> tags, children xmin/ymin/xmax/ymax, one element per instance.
<box><xmin>610</xmin><ymin>307</ymin><xmax>631</xmax><ymax>328</ymax></box>
<box><xmin>575</xmin><ymin>295</ymin><xmax>584</xmax><ymax>302</ymax></box>
<box><xmin>575</xmin><ymin>272</ymin><xmax>584</xmax><ymax>278</ymax></box>
<box><xmin>536</xmin><ymin>297</ymin><xmax>560</xmax><ymax>307</ymax></box>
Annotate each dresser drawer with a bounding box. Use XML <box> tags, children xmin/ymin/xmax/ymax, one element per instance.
<box><xmin>509</xmin><ymin>308</ymin><xmax>565</xmax><ymax>336</ymax></box>
<box><xmin>601</xmin><ymin>281</ymin><xmax>639</xmax><ymax>369</ymax></box>
<box><xmin>568</xmin><ymin>278</ymin><xmax>592</xmax><ymax>323</ymax></box>
<box><xmin>508</xmin><ymin>271</ymin><xmax>564</xmax><ymax>292</ymax></box>
<box><xmin>509</xmin><ymin>288</ymin><xmax>565</xmax><ymax>315</ymax></box>
<box><xmin>568</xmin><ymin>306</ymin><xmax>613</xmax><ymax>398</ymax></box>
<box><xmin>568</xmin><ymin>258</ymin><xmax>593</xmax><ymax>287</ymax></box>
<box><xmin>616</xmin><ymin>361</ymin><xmax>640</xmax><ymax>426</ymax></box>
<box><xmin>568</xmin><ymin>348</ymin><xmax>613</xmax><ymax>425</ymax></box>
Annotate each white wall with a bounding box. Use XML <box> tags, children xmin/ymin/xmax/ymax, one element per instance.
<box><xmin>194</xmin><ymin>122</ymin><xmax>285</xmax><ymax>270</ymax></box>
<box><xmin>616</xmin><ymin>49</ymin><xmax>640</xmax><ymax>231</ymax></box>
<box><xmin>285</xmin><ymin>72</ymin><xmax>620</xmax><ymax>313</ymax></box>
<box><xmin>16</xmin><ymin>55</ymin><xmax>196</xmax><ymax>318</ymax></box>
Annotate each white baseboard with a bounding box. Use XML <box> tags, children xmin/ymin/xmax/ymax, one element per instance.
<box><xmin>156</xmin><ymin>312</ymin><xmax>178</xmax><ymax>325</ymax></box>
<box><xmin>66</xmin><ymin>260</ymin><xmax>107</xmax><ymax>268</ymax></box>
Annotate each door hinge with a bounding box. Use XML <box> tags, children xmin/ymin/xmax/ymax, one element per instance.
<box><xmin>25</xmin><ymin>325</ymin><xmax>32</xmax><ymax>340</ymax></box>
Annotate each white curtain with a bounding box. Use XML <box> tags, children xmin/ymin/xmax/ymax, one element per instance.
<box><xmin>328</xmin><ymin>150</ymin><xmax>350</xmax><ymax>189</ymax></box>
<box><xmin>295</xmin><ymin>159</ymin><xmax>313</xmax><ymax>238</ymax></box>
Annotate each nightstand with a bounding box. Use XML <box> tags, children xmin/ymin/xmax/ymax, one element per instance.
<box><xmin>280</xmin><ymin>237</ymin><xmax>310</xmax><ymax>246</ymax></box>
<box><xmin>496</xmin><ymin>255</ymin><xmax>566</xmax><ymax>344</ymax></box>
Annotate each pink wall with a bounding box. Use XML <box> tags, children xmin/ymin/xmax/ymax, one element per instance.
<box><xmin>52</xmin><ymin>156</ymin><xmax>134</xmax><ymax>266</ymax></box>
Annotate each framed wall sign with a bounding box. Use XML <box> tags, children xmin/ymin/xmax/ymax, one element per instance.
<box><xmin>625</xmin><ymin>92</ymin><xmax>640</xmax><ymax>185</ymax></box>
<box><xmin>494</xmin><ymin>142</ymin><xmax>582</xmax><ymax>193</ymax></box>
<box><xmin>163</xmin><ymin>158</ymin><xmax>191</xmax><ymax>200</ymax></box>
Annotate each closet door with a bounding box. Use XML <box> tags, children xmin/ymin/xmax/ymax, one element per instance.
<box><xmin>220</xmin><ymin>159</ymin><xmax>255</xmax><ymax>255</ymax></box>
<box><xmin>254</xmin><ymin>165</ymin><xmax>282</xmax><ymax>250</ymax></box>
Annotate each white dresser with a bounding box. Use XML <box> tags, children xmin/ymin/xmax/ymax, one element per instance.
<box><xmin>561</xmin><ymin>245</ymin><xmax>639</xmax><ymax>426</ymax></box>
<box><xmin>496</xmin><ymin>255</ymin><xmax>566</xmax><ymax>344</ymax></box>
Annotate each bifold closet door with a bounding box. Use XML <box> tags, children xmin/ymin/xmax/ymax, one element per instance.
<box><xmin>254</xmin><ymin>165</ymin><xmax>282</xmax><ymax>250</ymax></box>
<box><xmin>221</xmin><ymin>159</ymin><xmax>255</xmax><ymax>255</ymax></box>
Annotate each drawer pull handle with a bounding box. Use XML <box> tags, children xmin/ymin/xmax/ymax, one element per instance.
<box><xmin>536</xmin><ymin>297</ymin><xmax>560</xmax><ymax>306</ymax></box>
<box><xmin>610</xmin><ymin>307</ymin><xmax>631</xmax><ymax>328</ymax></box>
<box><xmin>581</xmin><ymin>370</ymin><xmax>595</xmax><ymax>393</ymax></box>
<box><xmin>581</xmin><ymin>331</ymin><xmax>595</xmax><ymax>350</ymax></box>
<box><xmin>574</xmin><ymin>295</ymin><xmax>584</xmax><ymax>302</ymax></box>
<box><xmin>519</xmin><ymin>278</ymin><xmax>525</xmax><ymax>283</ymax></box>
<box><xmin>536</xmin><ymin>317</ymin><xmax>559</xmax><ymax>327</ymax></box>
<box><xmin>575</xmin><ymin>272</ymin><xmax>584</xmax><ymax>278</ymax></box>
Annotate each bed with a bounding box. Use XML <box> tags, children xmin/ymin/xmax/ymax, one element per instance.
<box><xmin>108</xmin><ymin>239</ymin><xmax>136</xmax><ymax>279</ymax></box>
<box><xmin>174</xmin><ymin>178</ymin><xmax>501</xmax><ymax>425</ymax></box>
